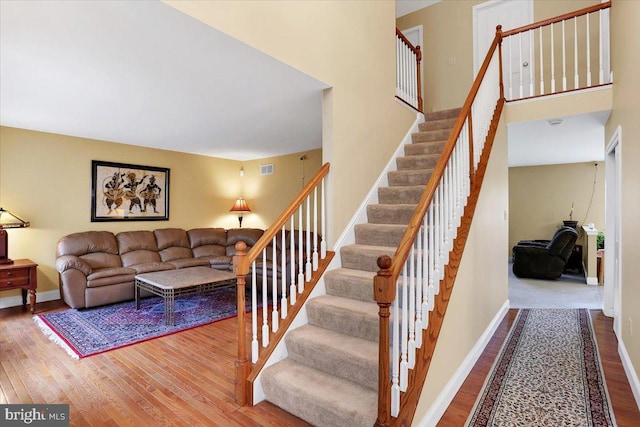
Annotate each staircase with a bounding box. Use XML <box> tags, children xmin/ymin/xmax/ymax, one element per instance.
<box><xmin>261</xmin><ymin>108</ymin><xmax>461</xmax><ymax>427</ymax></box>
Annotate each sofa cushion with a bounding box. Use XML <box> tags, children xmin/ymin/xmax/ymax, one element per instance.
<box><xmin>209</xmin><ymin>256</ymin><xmax>233</xmax><ymax>270</ymax></box>
<box><xmin>128</xmin><ymin>262</ymin><xmax>176</xmax><ymax>274</ymax></box>
<box><xmin>56</xmin><ymin>231</ymin><xmax>118</xmax><ymax>258</ymax></box>
<box><xmin>117</xmin><ymin>231</ymin><xmax>163</xmax><ymax>267</ymax></box>
<box><xmin>154</xmin><ymin>228</ymin><xmax>190</xmax><ymax>251</ymax></box>
<box><xmin>226</xmin><ymin>228</ymin><xmax>264</xmax><ymax>256</ymax></box>
<box><xmin>86</xmin><ymin>267</ymin><xmax>136</xmax><ymax>288</ymax></box>
<box><xmin>189</xmin><ymin>228</ymin><xmax>227</xmax><ymax>259</ymax></box>
<box><xmin>168</xmin><ymin>258</ymin><xmax>211</xmax><ymax>269</ymax></box>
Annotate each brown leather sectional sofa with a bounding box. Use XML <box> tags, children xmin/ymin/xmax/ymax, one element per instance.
<box><xmin>55</xmin><ymin>227</ymin><xmax>277</xmax><ymax>309</ymax></box>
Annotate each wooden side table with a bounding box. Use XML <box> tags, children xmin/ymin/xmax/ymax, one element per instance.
<box><xmin>0</xmin><ymin>259</ymin><xmax>38</xmax><ymax>313</ymax></box>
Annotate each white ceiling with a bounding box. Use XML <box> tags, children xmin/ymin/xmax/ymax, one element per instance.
<box><xmin>508</xmin><ymin>110</ymin><xmax>610</xmax><ymax>167</ymax></box>
<box><xmin>0</xmin><ymin>0</ymin><xmax>328</xmax><ymax>161</ymax></box>
<box><xmin>396</xmin><ymin>0</ymin><xmax>442</xmax><ymax>18</ymax></box>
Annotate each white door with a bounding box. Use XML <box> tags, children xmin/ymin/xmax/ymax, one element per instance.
<box><xmin>473</xmin><ymin>0</ymin><xmax>534</xmax><ymax>99</ymax></box>
<box><xmin>605</xmin><ymin>127</ymin><xmax>622</xmax><ymax>337</ymax></box>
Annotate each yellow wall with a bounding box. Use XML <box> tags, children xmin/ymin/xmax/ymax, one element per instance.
<box><xmin>0</xmin><ymin>126</ymin><xmax>318</xmax><ymax>298</ymax></box>
<box><xmin>605</xmin><ymin>0</ymin><xmax>640</xmax><ymax>387</ymax></box>
<box><xmin>397</xmin><ymin>0</ymin><xmax>599</xmax><ymax>113</ymax></box>
<box><xmin>414</xmin><ymin>111</ymin><xmax>510</xmax><ymax>423</ymax></box>
<box><xmin>164</xmin><ymin>0</ymin><xmax>416</xmax><ymax>246</ymax></box>
<box><xmin>509</xmin><ymin>162</ymin><xmax>604</xmax><ymax>255</ymax></box>
<box><xmin>240</xmin><ymin>149</ymin><xmax>322</xmax><ymax>229</ymax></box>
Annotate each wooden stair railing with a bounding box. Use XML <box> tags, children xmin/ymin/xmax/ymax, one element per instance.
<box><xmin>501</xmin><ymin>1</ymin><xmax>611</xmax><ymax>101</ymax></box>
<box><xmin>375</xmin><ymin>26</ymin><xmax>506</xmax><ymax>427</ymax></box>
<box><xmin>233</xmin><ymin>162</ymin><xmax>333</xmax><ymax>406</ymax></box>
<box><xmin>396</xmin><ymin>28</ymin><xmax>423</xmax><ymax>112</ymax></box>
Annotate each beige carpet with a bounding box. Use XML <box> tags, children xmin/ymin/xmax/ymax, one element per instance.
<box><xmin>508</xmin><ymin>262</ymin><xmax>604</xmax><ymax>309</ymax></box>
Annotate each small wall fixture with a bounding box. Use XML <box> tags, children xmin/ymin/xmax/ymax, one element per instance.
<box><xmin>229</xmin><ymin>197</ymin><xmax>251</xmax><ymax>228</ymax></box>
<box><xmin>0</xmin><ymin>207</ymin><xmax>30</xmax><ymax>265</ymax></box>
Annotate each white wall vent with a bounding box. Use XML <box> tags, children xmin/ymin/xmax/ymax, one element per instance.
<box><xmin>260</xmin><ymin>164</ymin><xmax>274</xmax><ymax>175</ymax></box>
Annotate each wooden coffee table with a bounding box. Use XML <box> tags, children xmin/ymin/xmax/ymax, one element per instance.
<box><xmin>135</xmin><ymin>266</ymin><xmax>236</xmax><ymax>326</ymax></box>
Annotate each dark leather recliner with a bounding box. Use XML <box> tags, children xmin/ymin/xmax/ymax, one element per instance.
<box><xmin>512</xmin><ymin>226</ymin><xmax>579</xmax><ymax>280</ymax></box>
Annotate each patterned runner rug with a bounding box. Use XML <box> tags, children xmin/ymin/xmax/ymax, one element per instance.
<box><xmin>34</xmin><ymin>287</ymin><xmax>244</xmax><ymax>359</ymax></box>
<box><xmin>466</xmin><ymin>308</ymin><xmax>616</xmax><ymax>426</ymax></box>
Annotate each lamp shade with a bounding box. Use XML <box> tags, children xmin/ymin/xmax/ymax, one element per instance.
<box><xmin>229</xmin><ymin>197</ymin><xmax>251</xmax><ymax>213</ymax></box>
<box><xmin>0</xmin><ymin>207</ymin><xmax>30</xmax><ymax>229</ymax></box>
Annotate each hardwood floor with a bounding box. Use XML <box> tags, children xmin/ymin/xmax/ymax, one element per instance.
<box><xmin>0</xmin><ymin>300</ymin><xmax>310</xmax><ymax>427</ymax></box>
<box><xmin>2</xmin><ymin>302</ymin><xmax>638</xmax><ymax>426</ymax></box>
<box><xmin>438</xmin><ymin>309</ymin><xmax>640</xmax><ymax>426</ymax></box>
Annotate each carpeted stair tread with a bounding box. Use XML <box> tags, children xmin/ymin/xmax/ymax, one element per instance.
<box><xmin>286</xmin><ymin>324</ymin><xmax>378</xmax><ymax>390</ymax></box>
<box><xmin>261</xmin><ymin>359</ymin><xmax>377</xmax><ymax>427</ymax></box>
<box><xmin>388</xmin><ymin>169</ymin><xmax>433</xmax><ymax>186</ymax></box>
<box><xmin>378</xmin><ymin>185</ymin><xmax>424</xmax><ymax>205</ymax></box>
<box><xmin>404</xmin><ymin>141</ymin><xmax>446</xmax><ymax>156</ymax></box>
<box><xmin>367</xmin><ymin>204</ymin><xmax>417</xmax><ymax>225</ymax></box>
<box><xmin>340</xmin><ymin>244</ymin><xmax>397</xmax><ymax>272</ymax></box>
<box><xmin>325</xmin><ymin>268</ymin><xmax>376</xmax><ymax>302</ymax></box>
<box><xmin>397</xmin><ymin>153</ymin><xmax>440</xmax><ymax>170</ymax></box>
<box><xmin>418</xmin><ymin>117</ymin><xmax>458</xmax><ymax>132</ymax></box>
<box><xmin>423</xmin><ymin>107</ymin><xmax>461</xmax><ymax>121</ymax></box>
<box><xmin>306</xmin><ymin>295</ymin><xmax>379</xmax><ymax>341</ymax></box>
<box><xmin>355</xmin><ymin>223</ymin><xmax>407</xmax><ymax>247</ymax></box>
<box><xmin>411</xmin><ymin>128</ymin><xmax>452</xmax><ymax>143</ymax></box>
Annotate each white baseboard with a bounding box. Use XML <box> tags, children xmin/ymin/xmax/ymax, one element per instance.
<box><xmin>618</xmin><ymin>336</ymin><xmax>640</xmax><ymax>412</ymax></box>
<box><xmin>0</xmin><ymin>289</ymin><xmax>61</xmax><ymax>310</ymax></box>
<box><xmin>415</xmin><ymin>299</ymin><xmax>510</xmax><ymax>427</ymax></box>
<box><xmin>586</xmin><ymin>277</ymin><xmax>599</xmax><ymax>285</ymax></box>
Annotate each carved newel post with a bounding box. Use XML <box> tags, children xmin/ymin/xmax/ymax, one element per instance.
<box><xmin>374</xmin><ymin>255</ymin><xmax>395</xmax><ymax>427</ymax></box>
<box><xmin>233</xmin><ymin>241</ymin><xmax>250</xmax><ymax>405</ymax></box>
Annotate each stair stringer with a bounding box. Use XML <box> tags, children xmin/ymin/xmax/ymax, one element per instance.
<box><xmin>250</xmin><ymin>111</ymin><xmax>424</xmax><ymax>404</ymax></box>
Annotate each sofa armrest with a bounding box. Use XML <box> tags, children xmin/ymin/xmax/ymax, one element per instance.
<box><xmin>55</xmin><ymin>255</ymin><xmax>92</xmax><ymax>276</ymax></box>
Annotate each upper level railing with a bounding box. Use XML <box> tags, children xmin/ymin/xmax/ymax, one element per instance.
<box><xmin>233</xmin><ymin>163</ymin><xmax>333</xmax><ymax>405</ymax></box>
<box><xmin>374</xmin><ymin>25</ymin><xmax>505</xmax><ymax>426</ymax></box>
<box><xmin>502</xmin><ymin>1</ymin><xmax>611</xmax><ymax>101</ymax></box>
<box><xmin>396</xmin><ymin>29</ymin><xmax>423</xmax><ymax>112</ymax></box>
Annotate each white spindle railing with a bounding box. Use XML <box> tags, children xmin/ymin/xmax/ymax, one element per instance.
<box><xmin>382</xmin><ymin>31</ymin><xmax>503</xmax><ymax>419</ymax></box>
<box><xmin>396</xmin><ymin>29</ymin><xmax>423</xmax><ymax>112</ymax></box>
<box><xmin>502</xmin><ymin>1</ymin><xmax>611</xmax><ymax>101</ymax></box>
<box><xmin>248</xmin><ymin>177</ymin><xmax>327</xmax><ymax>363</ymax></box>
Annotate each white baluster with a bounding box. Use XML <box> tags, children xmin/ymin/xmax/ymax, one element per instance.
<box><xmin>574</xmin><ymin>17</ymin><xmax>579</xmax><ymax>89</ymax></box>
<box><xmin>586</xmin><ymin>13</ymin><xmax>592</xmax><ymax>86</ymax></box>
<box><xmin>539</xmin><ymin>27</ymin><xmax>544</xmax><ymax>95</ymax></box>
<box><xmin>551</xmin><ymin>22</ymin><xmax>556</xmax><ymax>93</ymax></box>
<box><xmin>438</xmin><ymin>182</ymin><xmax>444</xmax><ymax>283</ymax></box>
<box><xmin>529</xmin><ymin>29</ymin><xmax>534</xmax><ymax>96</ymax></box>
<box><xmin>518</xmin><ymin>32</ymin><xmax>523</xmax><ymax>99</ymax></box>
<box><xmin>400</xmin><ymin>265</ymin><xmax>408</xmax><ymax>392</ymax></box>
<box><xmin>408</xmin><ymin>246</ymin><xmax>416</xmax><ymax>369</ymax></box>
<box><xmin>396</xmin><ymin>37</ymin><xmax>401</xmax><ymax>98</ymax></box>
<box><xmin>290</xmin><ymin>217</ymin><xmax>296</xmax><ymax>303</ymax></box>
<box><xmin>562</xmin><ymin>19</ymin><xmax>567</xmax><ymax>91</ymax></box>
<box><xmin>305</xmin><ymin>196</ymin><xmax>312</xmax><ymax>281</ymax></box>
<box><xmin>313</xmin><ymin>187</ymin><xmax>318</xmax><ymax>270</ymax></box>
<box><xmin>415</xmin><ymin>227</ymin><xmax>423</xmax><ymax>345</ymax></box>
<box><xmin>272</xmin><ymin>237</ymin><xmax>279</xmax><ymax>331</ymax></box>
<box><xmin>599</xmin><ymin>9</ymin><xmax>604</xmax><ymax>84</ymax></box>
<box><xmin>391</xmin><ymin>283</ymin><xmax>400</xmax><ymax>417</ymax></box>
<box><xmin>321</xmin><ymin>177</ymin><xmax>326</xmax><ymax>259</ymax></box>
<box><xmin>509</xmin><ymin>36</ymin><xmax>513</xmax><ymax>100</ymax></box>
<box><xmin>428</xmin><ymin>203</ymin><xmax>435</xmax><ymax>312</ymax></box>
<box><xmin>280</xmin><ymin>227</ymin><xmax>287</xmax><ymax>319</ymax></box>
<box><xmin>298</xmin><ymin>206</ymin><xmax>304</xmax><ymax>292</ymax></box>
<box><xmin>262</xmin><ymin>251</ymin><xmax>269</xmax><ymax>346</ymax></box>
<box><xmin>251</xmin><ymin>261</ymin><xmax>258</xmax><ymax>363</ymax></box>
<box><xmin>422</xmin><ymin>215</ymin><xmax>429</xmax><ymax>329</ymax></box>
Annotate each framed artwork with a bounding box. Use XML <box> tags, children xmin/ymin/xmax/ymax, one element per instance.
<box><xmin>91</xmin><ymin>160</ymin><xmax>170</xmax><ymax>222</ymax></box>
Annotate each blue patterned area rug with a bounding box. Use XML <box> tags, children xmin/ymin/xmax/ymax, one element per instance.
<box><xmin>466</xmin><ymin>308</ymin><xmax>617</xmax><ymax>426</ymax></box>
<box><xmin>34</xmin><ymin>287</ymin><xmax>242</xmax><ymax>359</ymax></box>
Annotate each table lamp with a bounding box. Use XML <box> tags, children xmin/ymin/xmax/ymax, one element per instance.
<box><xmin>229</xmin><ymin>197</ymin><xmax>251</xmax><ymax>228</ymax></box>
<box><xmin>0</xmin><ymin>207</ymin><xmax>30</xmax><ymax>265</ymax></box>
